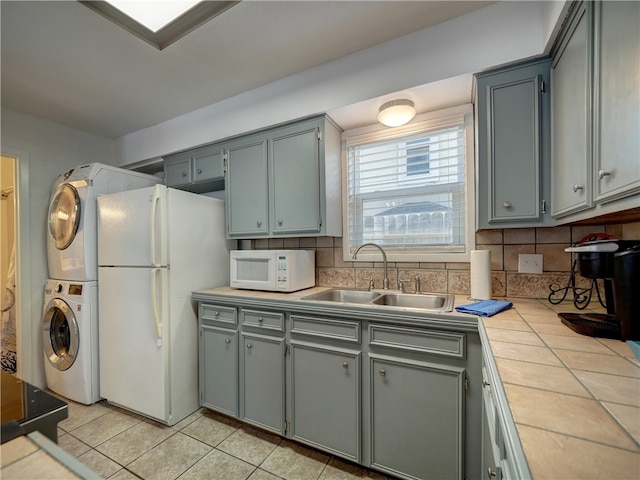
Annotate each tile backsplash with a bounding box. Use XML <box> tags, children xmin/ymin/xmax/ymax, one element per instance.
<box><xmin>252</xmin><ymin>221</ymin><xmax>640</xmax><ymax>299</ymax></box>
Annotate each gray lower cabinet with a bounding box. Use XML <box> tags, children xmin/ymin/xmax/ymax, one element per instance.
<box><xmin>197</xmin><ymin>300</ymin><xmax>479</xmax><ymax>480</ymax></box>
<box><xmin>199</xmin><ymin>325</ymin><xmax>238</xmax><ymax>417</ymax></box>
<box><xmin>289</xmin><ymin>342</ymin><xmax>361</xmax><ymax>461</ymax></box>
<box><xmin>240</xmin><ymin>332</ymin><xmax>286</xmax><ymax>435</ymax></box>
<box><xmin>475</xmin><ymin>57</ymin><xmax>551</xmax><ymax>228</ymax></box>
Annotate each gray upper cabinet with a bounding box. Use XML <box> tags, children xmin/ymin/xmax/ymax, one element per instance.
<box><xmin>225</xmin><ymin>134</ymin><xmax>270</xmax><ymax>237</ymax></box>
<box><xmin>551</xmin><ymin>1</ymin><xmax>593</xmax><ymax>218</ymax></box>
<box><xmin>164</xmin><ymin>144</ymin><xmax>225</xmax><ymax>193</ymax></box>
<box><xmin>225</xmin><ymin>115</ymin><xmax>342</xmax><ymax>239</ymax></box>
<box><xmin>551</xmin><ymin>0</ymin><xmax>640</xmax><ymax>221</ymax></box>
<box><xmin>593</xmin><ymin>0</ymin><xmax>640</xmax><ymax>204</ymax></box>
<box><xmin>475</xmin><ymin>57</ymin><xmax>552</xmax><ymax>228</ymax></box>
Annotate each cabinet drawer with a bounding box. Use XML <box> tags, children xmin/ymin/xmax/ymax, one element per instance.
<box><xmin>290</xmin><ymin>315</ymin><xmax>360</xmax><ymax>343</ymax></box>
<box><xmin>193</xmin><ymin>151</ymin><xmax>224</xmax><ymax>183</ymax></box>
<box><xmin>241</xmin><ymin>309</ymin><xmax>284</xmax><ymax>332</ymax></box>
<box><xmin>200</xmin><ymin>304</ymin><xmax>237</xmax><ymax>326</ymax></box>
<box><xmin>369</xmin><ymin>324</ymin><xmax>465</xmax><ymax>359</ymax></box>
<box><xmin>165</xmin><ymin>158</ymin><xmax>192</xmax><ymax>187</ymax></box>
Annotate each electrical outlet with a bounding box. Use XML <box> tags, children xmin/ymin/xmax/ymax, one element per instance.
<box><xmin>518</xmin><ymin>254</ymin><xmax>543</xmax><ymax>274</ymax></box>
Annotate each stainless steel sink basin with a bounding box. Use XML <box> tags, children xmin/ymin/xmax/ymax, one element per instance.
<box><xmin>301</xmin><ymin>289</ymin><xmax>380</xmax><ymax>304</ymax></box>
<box><xmin>372</xmin><ymin>292</ymin><xmax>454</xmax><ymax>311</ymax></box>
<box><xmin>301</xmin><ymin>289</ymin><xmax>454</xmax><ymax>312</ymax></box>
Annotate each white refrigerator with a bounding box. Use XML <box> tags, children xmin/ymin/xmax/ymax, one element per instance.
<box><xmin>97</xmin><ymin>184</ymin><xmax>234</xmax><ymax>425</ymax></box>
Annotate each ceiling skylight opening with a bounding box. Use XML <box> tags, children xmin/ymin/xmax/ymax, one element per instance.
<box><xmin>107</xmin><ymin>0</ymin><xmax>202</xmax><ymax>33</ymax></box>
<box><xmin>80</xmin><ymin>0</ymin><xmax>240</xmax><ymax>50</ymax></box>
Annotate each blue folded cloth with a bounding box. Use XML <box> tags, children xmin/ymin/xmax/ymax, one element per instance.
<box><xmin>455</xmin><ymin>300</ymin><xmax>513</xmax><ymax>317</ymax></box>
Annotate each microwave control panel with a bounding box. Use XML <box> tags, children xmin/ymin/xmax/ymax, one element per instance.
<box><xmin>276</xmin><ymin>255</ymin><xmax>288</xmax><ymax>288</ymax></box>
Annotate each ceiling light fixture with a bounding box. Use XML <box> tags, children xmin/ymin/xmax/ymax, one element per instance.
<box><xmin>378</xmin><ymin>99</ymin><xmax>416</xmax><ymax>127</ymax></box>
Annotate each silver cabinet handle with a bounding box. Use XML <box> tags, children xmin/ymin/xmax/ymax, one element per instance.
<box><xmin>246</xmin><ymin>343</ymin><xmax>252</xmax><ymax>349</ymax></box>
<box><xmin>257</xmin><ymin>220</ymin><xmax>262</xmax><ymax>227</ymax></box>
<box><xmin>487</xmin><ymin>467</ymin><xmax>497</xmax><ymax>479</ymax></box>
<box><xmin>214</xmin><ymin>311</ymin><xmax>220</xmax><ymax>317</ymax></box>
<box><xmin>197</xmin><ymin>168</ymin><xmax>202</xmax><ymax>174</ymax></box>
<box><xmin>598</xmin><ymin>169</ymin><xmax>611</xmax><ymax>180</ymax></box>
<box><xmin>379</xmin><ymin>369</ymin><xmax>386</xmax><ymax>376</ymax></box>
<box><xmin>277</xmin><ymin>219</ymin><xmax>283</xmax><ymax>226</ymax></box>
<box><xmin>573</xmin><ymin>184</ymin><xmax>584</xmax><ymax>192</ymax></box>
<box><xmin>181</xmin><ymin>171</ymin><xmax>187</xmax><ymax>177</ymax></box>
<box><xmin>502</xmin><ymin>202</ymin><xmax>512</xmax><ymax>208</ymax></box>
<box><xmin>257</xmin><ymin>317</ymin><xmax>263</xmax><ymax>323</ymax></box>
<box><xmin>224</xmin><ymin>338</ymin><xmax>231</xmax><ymax>344</ymax></box>
<box><xmin>482</xmin><ymin>379</ymin><xmax>490</xmax><ymax>388</ymax></box>
<box><xmin>342</xmin><ymin>362</ymin><xmax>348</xmax><ymax>369</ymax></box>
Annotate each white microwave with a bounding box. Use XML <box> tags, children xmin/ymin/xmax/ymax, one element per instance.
<box><xmin>230</xmin><ymin>250</ymin><xmax>315</xmax><ymax>292</ymax></box>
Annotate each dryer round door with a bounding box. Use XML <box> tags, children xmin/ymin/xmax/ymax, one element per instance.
<box><xmin>48</xmin><ymin>183</ymin><xmax>80</xmax><ymax>250</ymax></box>
<box><xmin>43</xmin><ymin>298</ymin><xmax>79</xmax><ymax>371</ymax></box>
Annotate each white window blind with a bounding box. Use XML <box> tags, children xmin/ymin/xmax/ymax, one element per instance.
<box><xmin>344</xmin><ymin>106</ymin><xmax>473</xmax><ymax>260</ymax></box>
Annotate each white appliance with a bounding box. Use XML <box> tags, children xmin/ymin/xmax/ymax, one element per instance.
<box><xmin>42</xmin><ymin>279</ymin><xmax>100</xmax><ymax>405</ymax></box>
<box><xmin>97</xmin><ymin>184</ymin><xmax>234</xmax><ymax>425</ymax></box>
<box><xmin>230</xmin><ymin>249</ymin><xmax>315</xmax><ymax>292</ymax></box>
<box><xmin>47</xmin><ymin>163</ymin><xmax>161</xmax><ymax>281</ymax></box>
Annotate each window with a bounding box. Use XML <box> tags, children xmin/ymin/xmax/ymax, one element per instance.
<box><xmin>342</xmin><ymin>104</ymin><xmax>475</xmax><ymax>262</ymax></box>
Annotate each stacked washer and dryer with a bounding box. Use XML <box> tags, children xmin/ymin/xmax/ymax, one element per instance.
<box><xmin>43</xmin><ymin>163</ymin><xmax>160</xmax><ymax>404</ymax></box>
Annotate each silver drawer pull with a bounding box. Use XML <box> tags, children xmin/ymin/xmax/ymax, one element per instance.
<box><xmin>598</xmin><ymin>169</ymin><xmax>611</xmax><ymax>180</ymax></box>
<box><xmin>197</xmin><ymin>169</ymin><xmax>202</xmax><ymax>174</ymax></box>
<box><xmin>379</xmin><ymin>369</ymin><xmax>386</xmax><ymax>377</ymax></box>
<box><xmin>214</xmin><ymin>311</ymin><xmax>220</xmax><ymax>317</ymax></box>
<box><xmin>181</xmin><ymin>171</ymin><xmax>187</xmax><ymax>177</ymax></box>
<box><xmin>487</xmin><ymin>467</ymin><xmax>497</xmax><ymax>479</ymax></box>
<box><xmin>258</xmin><ymin>317</ymin><xmax>263</xmax><ymax>322</ymax></box>
<box><xmin>482</xmin><ymin>379</ymin><xmax>491</xmax><ymax>388</ymax></box>
<box><xmin>573</xmin><ymin>184</ymin><xmax>584</xmax><ymax>192</ymax></box>
<box><xmin>224</xmin><ymin>338</ymin><xmax>231</xmax><ymax>344</ymax></box>
<box><xmin>502</xmin><ymin>202</ymin><xmax>512</xmax><ymax>209</ymax></box>
<box><xmin>257</xmin><ymin>220</ymin><xmax>262</xmax><ymax>227</ymax></box>
<box><xmin>342</xmin><ymin>362</ymin><xmax>348</xmax><ymax>369</ymax></box>
<box><xmin>246</xmin><ymin>343</ymin><xmax>252</xmax><ymax>349</ymax></box>
<box><xmin>277</xmin><ymin>219</ymin><xmax>283</xmax><ymax>226</ymax></box>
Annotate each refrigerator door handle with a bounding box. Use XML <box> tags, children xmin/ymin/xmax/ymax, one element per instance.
<box><xmin>150</xmin><ymin>186</ymin><xmax>161</xmax><ymax>267</ymax></box>
<box><xmin>151</xmin><ymin>267</ymin><xmax>162</xmax><ymax>346</ymax></box>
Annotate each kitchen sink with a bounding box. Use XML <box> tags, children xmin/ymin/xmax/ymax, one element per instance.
<box><xmin>301</xmin><ymin>289</ymin><xmax>454</xmax><ymax>312</ymax></box>
<box><xmin>372</xmin><ymin>292</ymin><xmax>454</xmax><ymax>311</ymax></box>
<box><xmin>301</xmin><ymin>289</ymin><xmax>380</xmax><ymax>304</ymax></box>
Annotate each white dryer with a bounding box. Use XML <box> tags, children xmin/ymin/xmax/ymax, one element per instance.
<box><xmin>42</xmin><ymin>279</ymin><xmax>100</xmax><ymax>405</ymax></box>
<box><xmin>47</xmin><ymin>163</ymin><xmax>161</xmax><ymax>281</ymax></box>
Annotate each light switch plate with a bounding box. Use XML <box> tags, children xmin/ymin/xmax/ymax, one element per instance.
<box><xmin>518</xmin><ymin>254</ymin><xmax>543</xmax><ymax>274</ymax></box>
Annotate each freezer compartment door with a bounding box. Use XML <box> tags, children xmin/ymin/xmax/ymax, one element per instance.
<box><xmin>98</xmin><ymin>266</ymin><xmax>169</xmax><ymax>423</ymax></box>
<box><xmin>97</xmin><ymin>184</ymin><xmax>168</xmax><ymax>267</ymax></box>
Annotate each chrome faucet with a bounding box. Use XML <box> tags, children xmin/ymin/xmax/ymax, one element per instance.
<box><xmin>352</xmin><ymin>243</ymin><xmax>389</xmax><ymax>290</ymax></box>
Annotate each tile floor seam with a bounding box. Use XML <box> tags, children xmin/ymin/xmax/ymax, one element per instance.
<box><xmin>512</xmin><ymin>421</ymin><xmax>640</xmax><ymax>454</ymax></box>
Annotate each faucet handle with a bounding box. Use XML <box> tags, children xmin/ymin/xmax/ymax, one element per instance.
<box><xmin>368</xmin><ymin>278</ymin><xmax>375</xmax><ymax>291</ymax></box>
<box><xmin>398</xmin><ymin>280</ymin><xmax>405</xmax><ymax>293</ymax></box>
<box><xmin>414</xmin><ymin>275</ymin><xmax>421</xmax><ymax>294</ymax></box>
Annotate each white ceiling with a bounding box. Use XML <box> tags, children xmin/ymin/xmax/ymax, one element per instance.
<box><xmin>1</xmin><ymin>1</ymin><xmax>493</xmax><ymax>138</ymax></box>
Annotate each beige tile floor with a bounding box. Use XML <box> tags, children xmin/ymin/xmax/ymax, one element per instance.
<box><xmin>55</xmin><ymin>398</ymin><xmax>392</xmax><ymax>480</ymax></box>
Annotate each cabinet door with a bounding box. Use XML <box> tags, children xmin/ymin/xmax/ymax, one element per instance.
<box><xmin>165</xmin><ymin>155</ymin><xmax>192</xmax><ymax>187</ymax></box>
<box><xmin>240</xmin><ymin>333</ymin><xmax>285</xmax><ymax>434</ymax></box>
<box><xmin>269</xmin><ymin>122</ymin><xmax>321</xmax><ymax>235</ymax></box>
<box><xmin>225</xmin><ymin>136</ymin><xmax>269</xmax><ymax>237</ymax></box>
<box><xmin>551</xmin><ymin>2</ymin><xmax>594</xmax><ymax>218</ymax></box>
<box><xmin>369</xmin><ymin>354</ymin><xmax>464</xmax><ymax>480</ymax></box>
<box><xmin>193</xmin><ymin>146</ymin><xmax>224</xmax><ymax>184</ymax></box>
<box><xmin>290</xmin><ymin>342</ymin><xmax>360</xmax><ymax>461</ymax></box>
<box><xmin>477</xmin><ymin>60</ymin><xmax>549</xmax><ymax>225</ymax></box>
<box><xmin>593</xmin><ymin>0</ymin><xmax>640</xmax><ymax>203</ymax></box>
<box><xmin>200</xmin><ymin>325</ymin><xmax>238</xmax><ymax>417</ymax></box>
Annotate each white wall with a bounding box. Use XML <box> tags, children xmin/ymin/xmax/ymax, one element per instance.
<box><xmin>115</xmin><ymin>1</ymin><xmax>565</xmax><ymax>167</ymax></box>
<box><xmin>0</xmin><ymin>107</ymin><xmax>114</xmax><ymax>386</ymax></box>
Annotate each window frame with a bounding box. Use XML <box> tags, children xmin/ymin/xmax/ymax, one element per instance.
<box><xmin>341</xmin><ymin>104</ymin><xmax>476</xmax><ymax>263</ymax></box>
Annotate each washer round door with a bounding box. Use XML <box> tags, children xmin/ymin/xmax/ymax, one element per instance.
<box><xmin>43</xmin><ymin>298</ymin><xmax>79</xmax><ymax>371</ymax></box>
<box><xmin>48</xmin><ymin>183</ymin><xmax>80</xmax><ymax>250</ymax></box>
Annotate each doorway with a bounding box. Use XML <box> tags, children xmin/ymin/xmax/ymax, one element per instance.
<box><xmin>1</xmin><ymin>155</ymin><xmax>17</xmax><ymax>373</ymax></box>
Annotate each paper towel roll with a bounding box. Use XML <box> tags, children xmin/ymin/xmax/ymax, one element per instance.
<box><xmin>470</xmin><ymin>250</ymin><xmax>492</xmax><ymax>300</ymax></box>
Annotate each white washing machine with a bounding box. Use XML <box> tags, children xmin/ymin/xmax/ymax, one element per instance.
<box><xmin>42</xmin><ymin>279</ymin><xmax>100</xmax><ymax>404</ymax></box>
<box><xmin>47</xmin><ymin>163</ymin><xmax>161</xmax><ymax>281</ymax></box>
